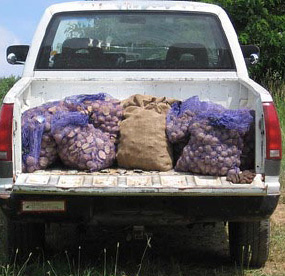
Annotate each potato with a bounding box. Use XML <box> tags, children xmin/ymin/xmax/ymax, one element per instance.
<box><xmin>220</xmin><ymin>166</ymin><xmax>229</xmax><ymax>175</ymax></box>
<box><xmin>224</xmin><ymin>157</ymin><xmax>233</xmax><ymax>167</ymax></box>
<box><xmin>39</xmin><ymin>157</ymin><xmax>49</xmax><ymax>168</ymax></box>
<box><xmin>26</xmin><ymin>156</ymin><xmax>36</xmax><ymax>166</ymax></box>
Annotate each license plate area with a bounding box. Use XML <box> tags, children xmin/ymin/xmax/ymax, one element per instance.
<box><xmin>21</xmin><ymin>200</ymin><xmax>66</xmax><ymax>213</ymax></box>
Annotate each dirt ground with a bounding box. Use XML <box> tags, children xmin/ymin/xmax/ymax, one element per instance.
<box><xmin>271</xmin><ymin>201</ymin><xmax>285</xmax><ymax>225</ymax></box>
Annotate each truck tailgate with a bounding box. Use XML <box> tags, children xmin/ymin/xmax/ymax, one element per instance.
<box><xmin>13</xmin><ymin>169</ymin><xmax>267</xmax><ymax>196</ymax></box>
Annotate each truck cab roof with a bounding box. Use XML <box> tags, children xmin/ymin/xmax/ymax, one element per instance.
<box><xmin>47</xmin><ymin>0</ymin><xmax>223</xmax><ymax>14</ymax></box>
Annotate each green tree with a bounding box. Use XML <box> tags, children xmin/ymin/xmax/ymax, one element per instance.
<box><xmin>196</xmin><ymin>0</ymin><xmax>285</xmax><ymax>84</ymax></box>
<box><xmin>0</xmin><ymin>76</ymin><xmax>19</xmax><ymax>105</ymax></box>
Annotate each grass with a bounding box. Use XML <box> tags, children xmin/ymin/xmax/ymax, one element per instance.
<box><xmin>271</xmin><ymin>82</ymin><xmax>285</xmax><ymax>186</ymax></box>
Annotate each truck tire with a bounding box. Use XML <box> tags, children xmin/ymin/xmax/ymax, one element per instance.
<box><xmin>0</xmin><ymin>210</ymin><xmax>46</xmax><ymax>262</ymax></box>
<box><xmin>8</xmin><ymin>221</ymin><xmax>45</xmax><ymax>260</ymax></box>
<box><xmin>228</xmin><ymin>219</ymin><xmax>270</xmax><ymax>268</ymax></box>
<box><xmin>0</xmin><ymin>208</ymin><xmax>10</xmax><ymax>262</ymax></box>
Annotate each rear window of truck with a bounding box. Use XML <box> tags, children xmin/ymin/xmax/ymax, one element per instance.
<box><xmin>36</xmin><ymin>11</ymin><xmax>235</xmax><ymax>71</ymax></box>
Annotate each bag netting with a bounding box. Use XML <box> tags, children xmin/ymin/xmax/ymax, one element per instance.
<box><xmin>167</xmin><ymin>96</ymin><xmax>254</xmax><ymax>176</ymax></box>
<box><xmin>175</xmin><ymin>120</ymin><xmax>244</xmax><ymax>176</ymax></box>
<box><xmin>63</xmin><ymin>93</ymin><xmax>108</xmax><ymax>113</ymax></box>
<box><xmin>240</xmin><ymin>110</ymin><xmax>255</xmax><ymax>170</ymax></box>
<box><xmin>22</xmin><ymin>112</ymin><xmax>45</xmax><ymax>173</ymax></box>
<box><xmin>166</xmin><ymin>96</ymin><xmax>226</xmax><ymax>143</ymax></box>
<box><xmin>51</xmin><ymin>111</ymin><xmax>116</xmax><ymax>172</ymax></box>
<box><xmin>21</xmin><ymin>94</ymin><xmax>122</xmax><ymax>172</ymax></box>
<box><xmin>88</xmin><ymin>98</ymin><xmax>123</xmax><ymax>142</ymax></box>
<box><xmin>197</xmin><ymin>109</ymin><xmax>253</xmax><ymax>133</ymax></box>
<box><xmin>64</xmin><ymin>94</ymin><xmax>123</xmax><ymax>142</ymax></box>
<box><xmin>22</xmin><ymin>101</ymin><xmax>68</xmax><ymax>172</ymax></box>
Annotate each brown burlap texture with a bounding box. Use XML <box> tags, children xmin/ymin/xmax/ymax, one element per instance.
<box><xmin>117</xmin><ymin>94</ymin><xmax>176</xmax><ymax>171</ymax></box>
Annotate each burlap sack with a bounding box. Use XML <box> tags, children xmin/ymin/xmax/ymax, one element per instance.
<box><xmin>121</xmin><ymin>94</ymin><xmax>174</xmax><ymax>114</ymax></box>
<box><xmin>117</xmin><ymin>95</ymin><xmax>175</xmax><ymax>171</ymax></box>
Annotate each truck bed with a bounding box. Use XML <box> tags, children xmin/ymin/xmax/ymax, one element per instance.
<box><xmin>8</xmin><ymin>76</ymin><xmax>267</xmax><ymax>196</ymax></box>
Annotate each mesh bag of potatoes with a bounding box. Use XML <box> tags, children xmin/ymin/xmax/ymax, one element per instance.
<box><xmin>63</xmin><ymin>93</ymin><xmax>108</xmax><ymax>113</ymax></box>
<box><xmin>22</xmin><ymin>101</ymin><xmax>68</xmax><ymax>173</ymax></box>
<box><xmin>64</xmin><ymin>94</ymin><xmax>123</xmax><ymax>142</ymax></box>
<box><xmin>51</xmin><ymin>111</ymin><xmax>116</xmax><ymax>172</ymax></box>
<box><xmin>166</xmin><ymin>96</ymin><xmax>225</xmax><ymax>144</ymax></box>
<box><xmin>22</xmin><ymin>112</ymin><xmax>45</xmax><ymax>173</ymax></box>
<box><xmin>176</xmin><ymin>119</ymin><xmax>245</xmax><ymax>176</ymax></box>
<box><xmin>21</xmin><ymin>94</ymin><xmax>121</xmax><ymax>173</ymax></box>
<box><xmin>166</xmin><ymin>96</ymin><xmax>226</xmax><ymax>164</ymax></box>
<box><xmin>167</xmin><ymin>96</ymin><xmax>254</xmax><ymax>177</ymax></box>
<box><xmin>117</xmin><ymin>94</ymin><xmax>176</xmax><ymax>171</ymax></box>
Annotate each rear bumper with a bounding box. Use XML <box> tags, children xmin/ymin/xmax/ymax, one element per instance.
<box><xmin>1</xmin><ymin>194</ymin><xmax>279</xmax><ymax>225</ymax></box>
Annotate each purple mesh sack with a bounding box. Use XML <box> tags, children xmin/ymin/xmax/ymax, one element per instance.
<box><xmin>180</xmin><ymin>96</ymin><xmax>225</xmax><ymax>115</ymax></box>
<box><xmin>168</xmin><ymin>96</ymin><xmax>254</xmax><ymax>176</ymax></box>
<box><xmin>240</xmin><ymin>110</ymin><xmax>255</xmax><ymax>170</ymax></box>
<box><xmin>51</xmin><ymin>111</ymin><xmax>116</xmax><ymax>171</ymax></box>
<box><xmin>175</xmin><ymin>120</ymin><xmax>243</xmax><ymax>176</ymax></box>
<box><xmin>166</xmin><ymin>96</ymin><xmax>226</xmax><ymax>144</ymax></box>
<box><xmin>22</xmin><ymin>112</ymin><xmax>45</xmax><ymax>173</ymax></box>
<box><xmin>64</xmin><ymin>93</ymin><xmax>108</xmax><ymax>113</ymax></box>
<box><xmin>166</xmin><ymin>101</ymin><xmax>195</xmax><ymax>143</ymax></box>
<box><xmin>88</xmin><ymin>98</ymin><xmax>123</xmax><ymax>142</ymax></box>
<box><xmin>51</xmin><ymin>111</ymin><xmax>89</xmax><ymax>134</ymax></box>
<box><xmin>64</xmin><ymin>94</ymin><xmax>123</xmax><ymax>142</ymax></box>
<box><xmin>197</xmin><ymin>108</ymin><xmax>253</xmax><ymax>133</ymax></box>
<box><xmin>38</xmin><ymin>101</ymin><xmax>69</xmax><ymax>167</ymax></box>
<box><xmin>22</xmin><ymin>101</ymin><xmax>69</xmax><ymax>173</ymax></box>
<box><xmin>174</xmin><ymin>114</ymin><xmax>254</xmax><ymax>176</ymax></box>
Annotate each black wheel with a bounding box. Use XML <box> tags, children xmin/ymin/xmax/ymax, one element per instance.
<box><xmin>0</xmin><ymin>208</ymin><xmax>10</xmax><ymax>262</ymax></box>
<box><xmin>228</xmin><ymin>219</ymin><xmax>270</xmax><ymax>268</ymax></box>
<box><xmin>0</xmin><ymin>208</ymin><xmax>45</xmax><ymax>262</ymax></box>
<box><xmin>8</xmin><ymin>221</ymin><xmax>45</xmax><ymax>260</ymax></box>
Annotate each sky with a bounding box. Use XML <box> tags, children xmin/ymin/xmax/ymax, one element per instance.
<box><xmin>0</xmin><ymin>0</ymin><xmax>73</xmax><ymax>77</ymax></box>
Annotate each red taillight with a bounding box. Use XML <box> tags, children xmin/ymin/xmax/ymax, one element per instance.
<box><xmin>263</xmin><ymin>102</ymin><xmax>282</xmax><ymax>160</ymax></box>
<box><xmin>0</xmin><ymin>103</ymin><xmax>14</xmax><ymax>161</ymax></box>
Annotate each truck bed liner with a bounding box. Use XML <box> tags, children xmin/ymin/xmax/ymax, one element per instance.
<box><xmin>13</xmin><ymin>169</ymin><xmax>266</xmax><ymax>196</ymax></box>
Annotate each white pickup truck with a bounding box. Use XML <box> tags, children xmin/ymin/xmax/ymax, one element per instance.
<box><xmin>0</xmin><ymin>0</ymin><xmax>282</xmax><ymax>267</ymax></box>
